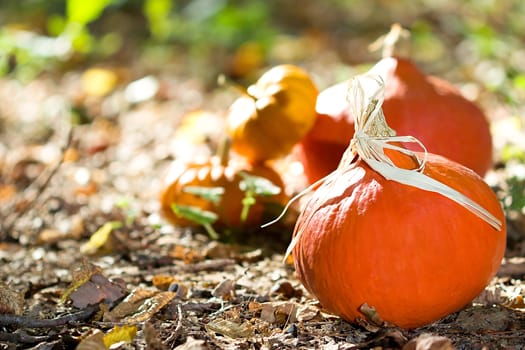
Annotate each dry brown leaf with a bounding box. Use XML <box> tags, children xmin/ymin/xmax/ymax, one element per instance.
<box><xmin>76</xmin><ymin>330</ymin><xmax>106</xmax><ymax>350</ymax></box>
<box><xmin>123</xmin><ymin>291</ymin><xmax>176</xmax><ymax>323</ymax></box>
<box><xmin>270</xmin><ymin>280</ymin><xmax>301</xmax><ymax>299</ymax></box>
<box><xmin>205</xmin><ymin>318</ymin><xmax>254</xmax><ymax>338</ymax></box>
<box><xmin>0</xmin><ymin>282</ymin><xmax>24</xmax><ymax>315</ymax></box>
<box><xmin>260</xmin><ymin>301</ymin><xmax>297</xmax><ymax>325</ymax></box>
<box><xmin>212</xmin><ymin>279</ymin><xmax>236</xmax><ymax>300</ymax></box>
<box><xmin>68</xmin><ymin>272</ymin><xmax>127</xmax><ymax>308</ymax></box>
<box><xmin>359</xmin><ymin>303</ymin><xmax>384</xmax><ymax>326</ymax></box>
<box><xmin>296</xmin><ymin>304</ymin><xmax>320</xmax><ymax>322</ymax></box>
<box><xmin>0</xmin><ymin>184</ymin><xmax>16</xmax><ymax>203</ymax></box>
<box><xmin>152</xmin><ymin>275</ymin><xmax>178</xmax><ymax>291</ymax></box>
<box><xmin>174</xmin><ymin>336</ymin><xmax>208</xmax><ymax>350</ymax></box>
<box><xmin>403</xmin><ymin>333</ymin><xmax>454</xmax><ymax>350</ymax></box>
<box><xmin>104</xmin><ymin>288</ymin><xmax>157</xmax><ymax>322</ymax></box>
<box><xmin>170</xmin><ymin>245</ymin><xmax>205</xmax><ymax>264</ymax></box>
<box><xmin>143</xmin><ymin>321</ymin><xmax>167</xmax><ymax>350</ymax></box>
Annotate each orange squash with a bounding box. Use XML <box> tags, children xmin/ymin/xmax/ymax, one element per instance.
<box><xmin>296</xmin><ymin>56</ymin><xmax>493</xmax><ymax>184</ymax></box>
<box><xmin>291</xmin><ymin>74</ymin><xmax>506</xmax><ymax>329</ymax></box>
<box><xmin>226</xmin><ymin>64</ymin><xmax>318</xmax><ymax>163</ymax></box>
<box><xmin>159</xmin><ymin>145</ymin><xmax>287</xmax><ymax>229</ymax></box>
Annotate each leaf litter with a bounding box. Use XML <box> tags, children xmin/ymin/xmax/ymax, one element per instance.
<box><xmin>0</xmin><ymin>65</ymin><xmax>524</xmax><ymax>349</ymax></box>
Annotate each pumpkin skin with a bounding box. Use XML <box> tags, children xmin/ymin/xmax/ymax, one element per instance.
<box><xmin>159</xmin><ymin>156</ymin><xmax>287</xmax><ymax>228</ymax></box>
<box><xmin>226</xmin><ymin>64</ymin><xmax>318</xmax><ymax>163</ymax></box>
<box><xmin>292</xmin><ymin>151</ymin><xmax>506</xmax><ymax>329</ymax></box>
<box><xmin>296</xmin><ymin>57</ymin><xmax>493</xmax><ymax>183</ymax></box>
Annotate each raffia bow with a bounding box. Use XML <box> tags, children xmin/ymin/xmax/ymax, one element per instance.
<box><xmin>264</xmin><ymin>73</ymin><xmax>503</xmax><ymax>261</ymax></box>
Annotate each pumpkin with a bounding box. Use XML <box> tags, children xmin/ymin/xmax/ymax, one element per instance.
<box><xmin>159</xmin><ymin>141</ymin><xmax>287</xmax><ymax>230</ymax></box>
<box><xmin>290</xmin><ymin>74</ymin><xmax>506</xmax><ymax>329</ymax></box>
<box><xmin>226</xmin><ymin>64</ymin><xmax>318</xmax><ymax>163</ymax></box>
<box><xmin>296</xmin><ymin>56</ymin><xmax>493</xmax><ymax>184</ymax></box>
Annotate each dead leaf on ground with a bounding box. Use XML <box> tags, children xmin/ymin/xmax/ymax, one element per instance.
<box><xmin>211</xmin><ymin>279</ymin><xmax>237</xmax><ymax>300</ymax></box>
<box><xmin>0</xmin><ymin>282</ymin><xmax>25</xmax><ymax>315</ymax></box>
<box><xmin>105</xmin><ymin>288</ymin><xmax>176</xmax><ymax>323</ymax></box>
<box><xmin>205</xmin><ymin>318</ymin><xmax>254</xmax><ymax>338</ymax></box>
<box><xmin>260</xmin><ymin>301</ymin><xmax>298</xmax><ymax>325</ymax></box>
<box><xmin>103</xmin><ymin>324</ymin><xmax>137</xmax><ymax>348</ymax></box>
<box><xmin>68</xmin><ymin>272</ymin><xmax>127</xmax><ymax>308</ymax></box>
<box><xmin>76</xmin><ymin>330</ymin><xmax>106</xmax><ymax>350</ymax></box>
<box><xmin>152</xmin><ymin>274</ymin><xmax>178</xmax><ymax>290</ymax></box>
<box><xmin>174</xmin><ymin>336</ymin><xmax>208</xmax><ymax>350</ymax></box>
<box><xmin>402</xmin><ymin>333</ymin><xmax>454</xmax><ymax>350</ymax></box>
<box><xmin>143</xmin><ymin>321</ymin><xmax>168</xmax><ymax>350</ymax></box>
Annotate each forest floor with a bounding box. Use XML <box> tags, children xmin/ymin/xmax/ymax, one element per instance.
<box><xmin>1</xmin><ymin>50</ymin><xmax>525</xmax><ymax>350</ymax></box>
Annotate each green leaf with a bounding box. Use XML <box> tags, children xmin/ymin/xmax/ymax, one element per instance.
<box><xmin>506</xmin><ymin>176</ymin><xmax>525</xmax><ymax>211</ymax></box>
<box><xmin>238</xmin><ymin>172</ymin><xmax>281</xmax><ymax>196</ymax></box>
<box><xmin>66</xmin><ymin>0</ymin><xmax>113</xmax><ymax>25</ymax></box>
<box><xmin>171</xmin><ymin>204</ymin><xmax>219</xmax><ymax>239</ymax></box>
<box><xmin>183</xmin><ymin>186</ymin><xmax>225</xmax><ymax>204</ymax></box>
<box><xmin>171</xmin><ymin>204</ymin><xmax>218</xmax><ymax>226</ymax></box>
<box><xmin>240</xmin><ymin>195</ymin><xmax>256</xmax><ymax>223</ymax></box>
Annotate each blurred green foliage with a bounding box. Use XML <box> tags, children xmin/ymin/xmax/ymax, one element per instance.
<box><xmin>0</xmin><ymin>0</ymin><xmax>524</xmax><ymax>108</ymax></box>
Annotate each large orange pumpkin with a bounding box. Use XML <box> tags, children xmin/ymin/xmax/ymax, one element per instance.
<box><xmin>159</xmin><ymin>147</ymin><xmax>287</xmax><ymax>229</ymax></box>
<box><xmin>296</xmin><ymin>56</ymin><xmax>493</xmax><ymax>184</ymax></box>
<box><xmin>291</xmin><ymin>74</ymin><xmax>506</xmax><ymax>329</ymax></box>
<box><xmin>226</xmin><ymin>64</ymin><xmax>318</xmax><ymax>163</ymax></box>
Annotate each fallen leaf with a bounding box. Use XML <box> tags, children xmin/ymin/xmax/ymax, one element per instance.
<box><xmin>104</xmin><ymin>288</ymin><xmax>157</xmax><ymax>322</ymax></box>
<box><xmin>152</xmin><ymin>275</ymin><xmax>178</xmax><ymax>291</ymax></box>
<box><xmin>403</xmin><ymin>333</ymin><xmax>454</xmax><ymax>350</ymax></box>
<box><xmin>169</xmin><ymin>245</ymin><xmax>204</xmax><ymax>264</ymax></box>
<box><xmin>296</xmin><ymin>304</ymin><xmax>320</xmax><ymax>322</ymax></box>
<box><xmin>0</xmin><ymin>184</ymin><xmax>16</xmax><ymax>203</ymax></box>
<box><xmin>212</xmin><ymin>279</ymin><xmax>236</xmax><ymax>300</ymax></box>
<box><xmin>103</xmin><ymin>324</ymin><xmax>137</xmax><ymax>348</ymax></box>
<box><xmin>105</xmin><ymin>289</ymin><xmax>176</xmax><ymax>323</ymax></box>
<box><xmin>359</xmin><ymin>303</ymin><xmax>384</xmax><ymax>326</ymax></box>
<box><xmin>174</xmin><ymin>336</ymin><xmax>207</xmax><ymax>350</ymax></box>
<box><xmin>68</xmin><ymin>272</ymin><xmax>127</xmax><ymax>308</ymax></box>
<box><xmin>260</xmin><ymin>301</ymin><xmax>297</xmax><ymax>325</ymax></box>
<box><xmin>82</xmin><ymin>68</ymin><xmax>119</xmax><ymax>97</ymax></box>
<box><xmin>76</xmin><ymin>330</ymin><xmax>106</xmax><ymax>350</ymax></box>
<box><xmin>143</xmin><ymin>321</ymin><xmax>167</xmax><ymax>350</ymax></box>
<box><xmin>80</xmin><ymin>222</ymin><xmax>117</xmax><ymax>255</ymax></box>
<box><xmin>61</xmin><ymin>260</ymin><xmax>102</xmax><ymax>304</ymax></box>
<box><xmin>0</xmin><ymin>282</ymin><xmax>24</xmax><ymax>315</ymax></box>
<box><xmin>270</xmin><ymin>280</ymin><xmax>301</xmax><ymax>299</ymax></box>
<box><xmin>205</xmin><ymin>318</ymin><xmax>254</xmax><ymax>338</ymax></box>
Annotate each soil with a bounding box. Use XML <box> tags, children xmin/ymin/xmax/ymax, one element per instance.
<box><xmin>1</xmin><ymin>63</ymin><xmax>525</xmax><ymax>349</ymax></box>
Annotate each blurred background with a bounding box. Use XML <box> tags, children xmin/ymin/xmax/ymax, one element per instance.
<box><xmin>1</xmin><ymin>0</ymin><xmax>525</xmax><ymax>242</ymax></box>
<box><xmin>1</xmin><ymin>0</ymin><xmax>524</xmax><ymax>96</ymax></box>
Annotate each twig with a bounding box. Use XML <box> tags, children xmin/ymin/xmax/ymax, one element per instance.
<box><xmin>0</xmin><ymin>304</ymin><xmax>98</xmax><ymax>328</ymax></box>
<box><xmin>0</xmin><ymin>330</ymin><xmax>51</xmax><ymax>344</ymax></box>
<box><xmin>1</xmin><ymin>127</ymin><xmax>74</xmax><ymax>239</ymax></box>
<box><xmin>133</xmin><ymin>259</ymin><xmax>237</xmax><ymax>277</ymax></box>
<box><xmin>165</xmin><ymin>303</ymin><xmax>184</xmax><ymax>344</ymax></box>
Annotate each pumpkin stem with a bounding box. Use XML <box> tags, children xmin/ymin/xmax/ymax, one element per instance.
<box><xmin>369</xmin><ymin>23</ymin><xmax>411</xmax><ymax>59</ymax></box>
<box><xmin>217</xmin><ymin>137</ymin><xmax>232</xmax><ymax>167</ymax></box>
<box><xmin>346</xmin><ymin>73</ymin><xmax>502</xmax><ymax>231</ymax></box>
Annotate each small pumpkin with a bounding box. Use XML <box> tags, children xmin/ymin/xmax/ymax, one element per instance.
<box><xmin>226</xmin><ymin>64</ymin><xmax>318</xmax><ymax>163</ymax></box>
<box><xmin>296</xmin><ymin>56</ymin><xmax>493</xmax><ymax>184</ymax></box>
<box><xmin>290</xmin><ymin>74</ymin><xmax>506</xmax><ymax>329</ymax></box>
<box><xmin>159</xmin><ymin>141</ymin><xmax>287</xmax><ymax>231</ymax></box>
